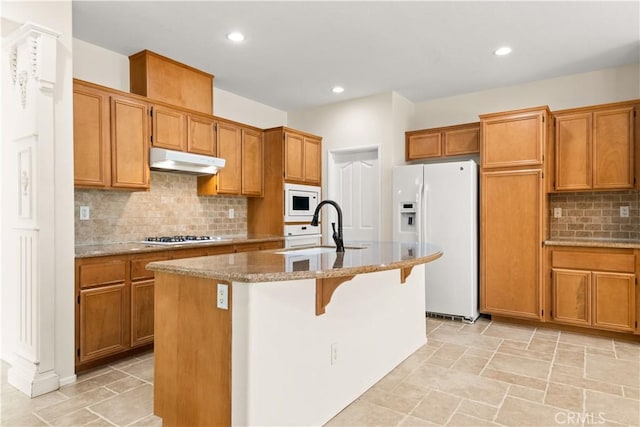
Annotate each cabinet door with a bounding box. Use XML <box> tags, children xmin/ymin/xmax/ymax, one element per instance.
<box><xmin>592</xmin><ymin>272</ymin><xmax>635</xmax><ymax>332</ymax></box>
<box><xmin>551</xmin><ymin>269</ymin><xmax>591</xmax><ymax>326</ymax></box>
<box><xmin>303</xmin><ymin>137</ymin><xmax>321</xmax><ymax>184</ymax></box>
<box><xmin>406</xmin><ymin>132</ymin><xmax>442</xmax><ymax>160</ymax></box>
<box><xmin>73</xmin><ymin>84</ymin><xmax>110</xmax><ymax>187</ymax></box>
<box><xmin>480</xmin><ymin>169</ymin><xmax>543</xmax><ymax>319</ymax></box>
<box><xmin>444</xmin><ymin>127</ymin><xmax>479</xmax><ymax>156</ymax></box>
<box><xmin>187</xmin><ymin>114</ymin><xmax>216</xmax><ymax>156</ymax></box>
<box><xmin>151</xmin><ymin>105</ymin><xmax>186</xmax><ymax>151</ymax></box>
<box><xmin>242</xmin><ymin>128</ymin><xmax>263</xmax><ymax>196</ymax></box>
<box><xmin>593</xmin><ymin>107</ymin><xmax>634</xmax><ymax>189</ymax></box>
<box><xmin>554</xmin><ymin>113</ymin><xmax>592</xmax><ymax>190</ymax></box>
<box><xmin>481</xmin><ymin>110</ymin><xmax>546</xmax><ymax>168</ymax></box>
<box><xmin>284</xmin><ymin>132</ymin><xmax>305</xmax><ymax>182</ymax></box>
<box><xmin>216</xmin><ymin>122</ymin><xmax>242</xmax><ymax>194</ymax></box>
<box><xmin>110</xmin><ymin>95</ymin><xmax>149</xmax><ymax>189</ymax></box>
<box><xmin>79</xmin><ymin>283</ymin><xmax>128</xmax><ymax>362</ymax></box>
<box><xmin>131</xmin><ymin>279</ymin><xmax>155</xmax><ymax>347</ymax></box>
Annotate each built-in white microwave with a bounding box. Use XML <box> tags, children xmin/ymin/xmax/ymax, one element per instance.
<box><xmin>284</xmin><ymin>183</ymin><xmax>321</xmax><ymax>223</ymax></box>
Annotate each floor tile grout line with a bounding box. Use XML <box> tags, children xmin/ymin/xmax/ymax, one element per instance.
<box><xmin>36</xmin><ymin>385</ymin><xmax>119</xmax><ymax>426</ymax></box>
<box><xmin>85</xmin><ymin>406</ymin><xmax>118</xmax><ymax>426</ymax></box>
<box><xmin>124</xmin><ymin>412</ymin><xmax>156</xmax><ymax>427</ymax></box>
<box><xmin>31</xmin><ymin>410</ymin><xmax>53</xmax><ymax>427</ymax></box>
<box><xmin>442</xmin><ymin>397</ymin><xmax>465</xmax><ymax>426</ymax></box>
<box><xmin>107</xmin><ymin>366</ymin><xmax>154</xmax><ymax>386</ymax></box>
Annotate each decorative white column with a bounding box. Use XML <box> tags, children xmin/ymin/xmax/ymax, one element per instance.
<box><xmin>5</xmin><ymin>22</ymin><xmax>62</xmax><ymax>397</ymax></box>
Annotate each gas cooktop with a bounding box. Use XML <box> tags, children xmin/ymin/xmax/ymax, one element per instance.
<box><xmin>141</xmin><ymin>235</ymin><xmax>231</xmax><ymax>245</ymax></box>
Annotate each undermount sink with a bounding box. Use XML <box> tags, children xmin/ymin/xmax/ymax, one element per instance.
<box><xmin>274</xmin><ymin>245</ymin><xmax>365</xmax><ymax>256</ymax></box>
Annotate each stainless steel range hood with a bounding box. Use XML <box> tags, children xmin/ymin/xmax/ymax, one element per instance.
<box><xmin>150</xmin><ymin>147</ymin><xmax>225</xmax><ymax>175</ymax></box>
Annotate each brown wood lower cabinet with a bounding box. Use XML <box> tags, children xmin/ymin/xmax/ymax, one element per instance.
<box><xmin>550</xmin><ymin>247</ymin><xmax>637</xmax><ymax>333</ymax></box>
<box><xmin>76</xmin><ymin>240</ymin><xmax>284</xmax><ymax>370</ymax></box>
<box><xmin>480</xmin><ymin>169</ymin><xmax>544</xmax><ymax>320</ymax></box>
<box><xmin>131</xmin><ymin>280</ymin><xmax>155</xmax><ymax>347</ymax></box>
<box><xmin>79</xmin><ymin>283</ymin><xmax>129</xmax><ymax>363</ymax></box>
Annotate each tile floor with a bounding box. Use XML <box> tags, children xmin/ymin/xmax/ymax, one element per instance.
<box><xmin>1</xmin><ymin>317</ymin><xmax>639</xmax><ymax>426</ymax></box>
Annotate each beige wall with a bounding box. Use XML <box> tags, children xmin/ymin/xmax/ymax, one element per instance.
<box><xmin>412</xmin><ymin>64</ymin><xmax>640</xmax><ymax>129</ymax></box>
<box><xmin>73</xmin><ymin>38</ymin><xmax>130</xmax><ymax>91</ymax></box>
<box><xmin>287</xmin><ymin>92</ymin><xmax>409</xmax><ymax>241</ymax></box>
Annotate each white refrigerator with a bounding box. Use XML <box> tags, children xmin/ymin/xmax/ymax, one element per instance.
<box><xmin>392</xmin><ymin>160</ymin><xmax>479</xmax><ymax>322</ymax></box>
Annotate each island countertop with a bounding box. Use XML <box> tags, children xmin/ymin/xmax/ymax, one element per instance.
<box><xmin>146</xmin><ymin>241</ymin><xmax>442</xmax><ymax>282</ymax></box>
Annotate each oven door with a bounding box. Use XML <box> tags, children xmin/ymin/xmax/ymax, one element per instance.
<box><xmin>284</xmin><ymin>234</ymin><xmax>322</xmax><ymax>249</ymax></box>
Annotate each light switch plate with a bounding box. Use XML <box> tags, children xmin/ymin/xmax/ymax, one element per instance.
<box><xmin>553</xmin><ymin>207</ymin><xmax>562</xmax><ymax>218</ymax></box>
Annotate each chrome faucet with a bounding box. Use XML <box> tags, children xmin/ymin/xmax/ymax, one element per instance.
<box><xmin>310</xmin><ymin>200</ymin><xmax>345</xmax><ymax>252</ymax></box>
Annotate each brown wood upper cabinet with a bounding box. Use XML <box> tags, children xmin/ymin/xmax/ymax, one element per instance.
<box><xmin>405</xmin><ymin>122</ymin><xmax>479</xmax><ymax>161</ymax></box>
<box><xmin>284</xmin><ymin>131</ymin><xmax>321</xmax><ymax>185</ymax></box>
<box><xmin>129</xmin><ymin>49</ymin><xmax>214</xmax><ymax>115</ymax></box>
<box><xmin>481</xmin><ymin>108</ymin><xmax>547</xmax><ymax>169</ymax></box>
<box><xmin>553</xmin><ymin>102</ymin><xmax>636</xmax><ymax>191</ymax></box>
<box><xmin>150</xmin><ymin>103</ymin><xmax>216</xmax><ymax>156</ymax></box>
<box><xmin>73</xmin><ymin>79</ymin><xmax>149</xmax><ymax>190</ymax></box>
<box><xmin>197</xmin><ymin>120</ymin><xmax>264</xmax><ymax>197</ymax></box>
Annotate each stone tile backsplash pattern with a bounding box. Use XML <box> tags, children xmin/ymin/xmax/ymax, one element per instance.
<box><xmin>75</xmin><ymin>171</ymin><xmax>248</xmax><ymax>245</ymax></box>
<box><xmin>549</xmin><ymin>190</ymin><xmax>639</xmax><ymax>240</ymax></box>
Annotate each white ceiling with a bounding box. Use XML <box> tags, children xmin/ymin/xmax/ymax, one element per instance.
<box><xmin>72</xmin><ymin>1</ymin><xmax>640</xmax><ymax>112</ymax></box>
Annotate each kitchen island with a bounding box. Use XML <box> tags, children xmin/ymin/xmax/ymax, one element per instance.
<box><xmin>147</xmin><ymin>241</ymin><xmax>442</xmax><ymax>426</ymax></box>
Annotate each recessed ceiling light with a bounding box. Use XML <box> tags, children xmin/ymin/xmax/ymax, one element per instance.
<box><xmin>332</xmin><ymin>86</ymin><xmax>344</xmax><ymax>94</ymax></box>
<box><xmin>226</xmin><ymin>32</ymin><xmax>245</xmax><ymax>42</ymax></box>
<box><xmin>494</xmin><ymin>46</ymin><xmax>512</xmax><ymax>56</ymax></box>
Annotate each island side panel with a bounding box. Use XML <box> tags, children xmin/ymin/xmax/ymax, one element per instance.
<box><xmin>154</xmin><ymin>272</ymin><xmax>232</xmax><ymax>426</ymax></box>
<box><xmin>231</xmin><ymin>265</ymin><xmax>427</xmax><ymax>426</ymax></box>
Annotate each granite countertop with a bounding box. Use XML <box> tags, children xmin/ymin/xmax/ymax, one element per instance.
<box><xmin>545</xmin><ymin>238</ymin><xmax>640</xmax><ymax>249</ymax></box>
<box><xmin>146</xmin><ymin>241</ymin><xmax>443</xmax><ymax>283</ymax></box>
<box><xmin>75</xmin><ymin>234</ymin><xmax>284</xmax><ymax>258</ymax></box>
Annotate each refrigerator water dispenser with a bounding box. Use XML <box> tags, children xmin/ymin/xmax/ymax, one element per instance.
<box><xmin>399</xmin><ymin>202</ymin><xmax>417</xmax><ymax>233</ymax></box>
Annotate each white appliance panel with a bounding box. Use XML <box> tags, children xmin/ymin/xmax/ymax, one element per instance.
<box><xmin>392</xmin><ymin>160</ymin><xmax>478</xmax><ymax>322</ymax></box>
<box><xmin>392</xmin><ymin>164</ymin><xmax>424</xmax><ymax>244</ymax></box>
<box><xmin>423</xmin><ymin>161</ymin><xmax>478</xmax><ymax>321</ymax></box>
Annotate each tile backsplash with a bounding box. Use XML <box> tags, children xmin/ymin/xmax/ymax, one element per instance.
<box><xmin>549</xmin><ymin>190</ymin><xmax>639</xmax><ymax>240</ymax></box>
<box><xmin>75</xmin><ymin>171</ymin><xmax>248</xmax><ymax>245</ymax></box>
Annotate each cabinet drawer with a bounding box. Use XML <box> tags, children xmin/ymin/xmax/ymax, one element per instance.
<box><xmin>78</xmin><ymin>260</ymin><xmax>127</xmax><ymax>288</ymax></box>
<box><xmin>131</xmin><ymin>253</ymin><xmax>168</xmax><ymax>281</ymax></box>
<box><xmin>551</xmin><ymin>251</ymin><xmax>635</xmax><ymax>273</ymax></box>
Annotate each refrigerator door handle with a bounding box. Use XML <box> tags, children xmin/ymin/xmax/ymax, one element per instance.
<box><xmin>416</xmin><ymin>182</ymin><xmax>423</xmax><ymax>244</ymax></box>
<box><xmin>421</xmin><ymin>186</ymin><xmax>428</xmax><ymax>244</ymax></box>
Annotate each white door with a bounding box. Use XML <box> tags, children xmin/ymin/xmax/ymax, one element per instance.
<box><xmin>327</xmin><ymin>147</ymin><xmax>380</xmax><ymax>242</ymax></box>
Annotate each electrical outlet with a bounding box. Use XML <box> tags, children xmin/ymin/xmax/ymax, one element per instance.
<box><xmin>620</xmin><ymin>206</ymin><xmax>630</xmax><ymax>218</ymax></box>
<box><xmin>217</xmin><ymin>283</ymin><xmax>228</xmax><ymax>310</ymax></box>
<box><xmin>228</xmin><ymin>208</ymin><xmax>235</xmax><ymax>219</ymax></box>
<box><xmin>553</xmin><ymin>207</ymin><xmax>562</xmax><ymax>218</ymax></box>
<box><xmin>330</xmin><ymin>343</ymin><xmax>338</xmax><ymax>365</ymax></box>
<box><xmin>79</xmin><ymin>206</ymin><xmax>90</xmax><ymax>220</ymax></box>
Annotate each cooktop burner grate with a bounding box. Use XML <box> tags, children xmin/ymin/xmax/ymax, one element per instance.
<box><xmin>142</xmin><ymin>235</ymin><xmax>229</xmax><ymax>245</ymax></box>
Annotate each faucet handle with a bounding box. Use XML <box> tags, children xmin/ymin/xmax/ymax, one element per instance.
<box><xmin>331</xmin><ymin>222</ymin><xmax>337</xmax><ymax>233</ymax></box>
